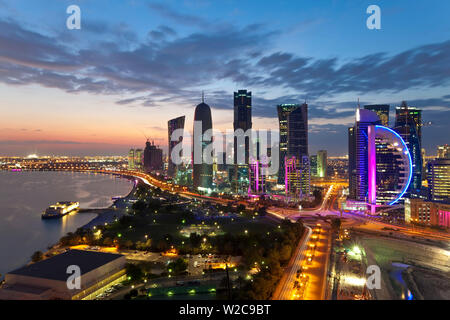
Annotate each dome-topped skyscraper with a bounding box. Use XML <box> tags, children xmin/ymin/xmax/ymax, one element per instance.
<box><xmin>193</xmin><ymin>94</ymin><xmax>213</xmax><ymax>191</ymax></box>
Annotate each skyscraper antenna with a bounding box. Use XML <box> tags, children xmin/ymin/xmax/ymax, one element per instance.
<box><xmin>356</xmin><ymin>98</ymin><xmax>361</xmax><ymax>122</ymax></box>
<box><xmin>202</xmin><ymin>91</ymin><xmax>204</xmax><ymax>103</ymax></box>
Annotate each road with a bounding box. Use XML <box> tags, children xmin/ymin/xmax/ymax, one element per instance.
<box><xmin>271</xmin><ymin>185</ymin><xmax>336</xmax><ymax>300</ymax></box>
<box><xmin>272</xmin><ymin>226</ymin><xmax>312</xmax><ymax>300</ymax></box>
<box><xmin>303</xmin><ymin>227</ymin><xmax>332</xmax><ymax>300</ymax></box>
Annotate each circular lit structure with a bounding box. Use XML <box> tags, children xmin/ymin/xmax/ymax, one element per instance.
<box><xmin>368</xmin><ymin>125</ymin><xmax>413</xmax><ymax>205</ymax></box>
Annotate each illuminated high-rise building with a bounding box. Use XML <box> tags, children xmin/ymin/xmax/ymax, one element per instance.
<box><xmin>193</xmin><ymin>96</ymin><xmax>213</xmax><ymax>191</ymax></box>
<box><xmin>233</xmin><ymin>90</ymin><xmax>252</xmax><ymax>163</ymax></box>
<box><xmin>348</xmin><ymin>107</ymin><xmax>381</xmax><ymax>201</ymax></box>
<box><xmin>348</xmin><ymin>127</ymin><xmax>357</xmax><ymax>199</ymax></box>
<box><xmin>348</xmin><ymin>103</ymin><xmax>413</xmax><ymax>208</ymax></box>
<box><xmin>277</xmin><ymin>103</ymin><xmax>308</xmax><ymax>187</ymax></box>
<box><xmin>144</xmin><ymin>140</ymin><xmax>163</xmax><ymax>173</ymax></box>
<box><xmin>364</xmin><ymin>104</ymin><xmax>390</xmax><ymax>127</ymax></box>
<box><xmin>249</xmin><ymin>158</ymin><xmax>266</xmax><ymax>195</ymax></box>
<box><xmin>128</xmin><ymin>149</ymin><xmax>135</xmax><ymax>170</ymax></box>
<box><xmin>134</xmin><ymin>149</ymin><xmax>143</xmax><ymax>171</ymax></box>
<box><xmin>394</xmin><ymin>102</ymin><xmax>422</xmax><ymax>192</ymax></box>
<box><xmin>427</xmin><ymin>158</ymin><xmax>450</xmax><ymax>203</ymax></box>
<box><xmin>317</xmin><ymin>150</ymin><xmax>327</xmax><ymax>178</ymax></box>
<box><xmin>437</xmin><ymin>144</ymin><xmax>449</xmax><ymax>159</ymax></box>
<box><xmin>167</xmin><ymin>116</ymin><xmax>185</xmax><ymax>178</ymax></box>
<box><xmin>233</xmin><ymin>90</ymin><xmax>252</xmax><ymax>193</ymax></box>
<box><xmin>284</xmin><ymin>155</ymin><xmax>310</xmax><ymax>199</ymax></box>
<box><xmin>310</xmin><ymin>155</ymin><xmax>318</xmax><ymax>177</ymax></box>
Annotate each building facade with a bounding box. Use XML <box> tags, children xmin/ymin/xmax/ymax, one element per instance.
<box><xmin>310</xmin><ymin>155</ymin><xmax>318</xmax><ymax>177</ymax></box>
<box><xmin>143</xmin><ymin>140</ymin><xmax>163</xmax><ymax>173</ymax></box>
<box><xmin>277</xmin><ymin>103</ymin><xmax>308</xmax><ymax>189</ymax></box>
<box><xmin>233</xmin><ymin>90</ymin><xmax>252</xmax><ymax>193</ymax></box>
<box><xmin>0</xmin><ymin>250</ymin><xmax>126</xmax><ymax>300</ymax></box>
<box><xmin>394</xmin><ymin>102</ymin><xmax>422</xmax><ymax>192</ymax></box>
<box><xmin>128</xmin><ymin>149</ymin><xmax>135</xmax><ymax>170</ymax></box>
<box><xmin>348</xmin><ymin>108</ymin><xmax>381</xmax><ymax>202</ymax></box>
<box><xmin>167</xmin><ymin>116</ymin><xmax>186</xmax><ymax>178</ymax></box>
<box><xmin>405</xmin><ymin>198</ymin><xmax>450</xmax><ymax>228</ymax></box>
<box><xmin>427</xmin><ymin>158</ymin><xmax>450</xmax><ymax>203</ymax></box>
<box><xmin>317</xmin><ymin>150</ymin><xmax>327</xmax><ymax>178</ymax></box>
<box><xmin>193</xmin><ymin>99</ymin><xmax>213</xmax><ymax>192</ymax></box>
<box><xmin>364</xmin><ymin>104</ymin><xmax>390</xmax><ymax>127</ymax></box>
<box><xmin>437</xmin><ymin>144</ymin><xmax>449</xmax><ymax>159</ymax></box>
<box><xmin>285</xmin><ymin>155</ymin><xmax>310</xmax><ymax>200</ymax></box>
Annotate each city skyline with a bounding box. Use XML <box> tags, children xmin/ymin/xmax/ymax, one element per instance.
<box><xmin>0</xmin><ymin>0</ymin><xmax>449</xmax><ymax>157</ymax></box>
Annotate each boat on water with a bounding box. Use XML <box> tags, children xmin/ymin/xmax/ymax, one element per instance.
<box><xmin>41</xmin><ymin>201</ymin><xmax>80</xmax><ymax>219</ymax></box>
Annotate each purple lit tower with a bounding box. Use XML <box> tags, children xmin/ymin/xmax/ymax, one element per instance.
<box><xmin>348</xmin><ymin>105</ymin><xmax>412</xmax><ymax>212</ymax></box>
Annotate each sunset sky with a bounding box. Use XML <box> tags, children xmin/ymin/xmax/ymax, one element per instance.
<box><xmin>0</xmin><ymin>0</ymin><xmax>449</xmax><ymax>156</ymax></box>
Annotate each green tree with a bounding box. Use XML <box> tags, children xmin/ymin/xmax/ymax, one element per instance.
<box><xmin>189</xmin><ymin>233</ymin><xmax>202</xmax><ymax>248</ymax></box>
<box><xmin>132</xmin><ymin>200</ymin><xmax>147</xmax><ymax>215</ymax></box>
<box><xmin>31</xmin><ymin>251</ymin><xmax>44</xmax><ymax>263</ymax></box>
<box><xmin>102</xmin><ymin>237</ymin><xmax>113</xmax><ymax>247</ymax></box>
<box><xmin>126</xmin><ymin>263</ymin><xmax>143</xmax><ymax>282</ymax></box>
<box><xmin>331</xmin><ymin>218</ymin><xmax>341</xmax><ymax>232</ymax></box>
<box><xmin>167</xmin><ymin>258</ymin><xmax>188</xmax><ymax>275</ymax></box>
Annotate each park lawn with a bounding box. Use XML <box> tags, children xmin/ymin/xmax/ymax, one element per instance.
<box><xmin>103</xmin><ymin>211</ymin><xmax>189</xmax><ymax>243</ymax></box>
<box><xmin>103</xmin><ymin>210</ymin><xmax>280</xmax><ymax>245</ymax></box>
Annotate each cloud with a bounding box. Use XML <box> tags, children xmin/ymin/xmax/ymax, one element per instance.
<box><xmin>147</xmin><ymin>2</ymin><xmax>210</xmax><ymax>28</ymax></box>
<box><xmin>252</xmin><ymin>41</ymin><xmax>450</xmax><ymax>98</ymax></box>
<box><xmin>0</xmin><ymin>16</ymin><xmax>448</xmax><ymax>127</ymax></box>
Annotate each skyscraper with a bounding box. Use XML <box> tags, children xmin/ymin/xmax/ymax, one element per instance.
<box><xmin>248</xmin><ymin>158</ymin><xmax>266</xmax><ymax>195</ymax></box>
<box><xmin>427</xmin><ymin>158</ymin><xmax>450</xmax><ymax>203</ymax></box>
<box><xmin>193</xmin><ymin>97</ymin><xmax>213</xmax><ymax>191</ymax></box>
<box><xmin>233</xmin><ymin>90</ymin><xmax>252</xmax><ymax>193</ymax></box>
<box><xmin>317</xmin><ymin>150</ymin><xmax>327</xmax><ymax>178</ymax></box>
<box><xmin>134</xmin><ymin>149</ymin><xmax>143</xmax><ymax>171</ymax></box>
<box><xmin>284</xmin><ymin>155</ymin><xmax>310</xmax><ymax>199</ymax></box>
<box><xmin>394</xmin><ymin>102</ymin><xmax>422</xmax><ymax>192</ymax></box>
<box><xmin>167</xmin><ymin>116</ymin><xmax>186</xmax><ymax>178</ymax></box>
<box><xmin>437</xmin><ymin>144</ymin><xmax>450</xmax><ymax>159</ymax></box>
<box><xmin>310</xmin><ymin>155</ymin><xmax>318</xmax><ymax>177</ymax></box>
<box><xmin>348</xmin><ymin>127</ymin><xmax>357</xmax><ymax>199</ymax></box>
<box><xmin>348</xmin><ymin>107</ymin><xmax>381</xmax><ymax>201</ymax></box>
<box><xmin>277</xmin><ymin>103</ymin><xmax>308</xmax><ymax>186</ymax></box>
<box><xmin>233</xmin><ymin>90</ymin><xmax>252</xmax><ymax>163</ymax></box>
<box><xmin>364</xmin><ymin>104</ymin><xmax>390</xmax><ymax>127</ymax></box>
<box><xmin>128</xmin><ymin>149</ymin><xmax>135</xmax><ymax>170</ymax></box>
<box><xmin>144</xmin><ymin>140</ymin><xmax>163</xmax><ymax>173</ymax></box>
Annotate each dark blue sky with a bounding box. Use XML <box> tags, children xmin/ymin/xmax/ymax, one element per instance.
<box><xmin>0</xmin><ymin>0</ymin><xmax>449</xmax><ymax>156</ymax></box>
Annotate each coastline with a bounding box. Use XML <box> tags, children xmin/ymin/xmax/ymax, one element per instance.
<box><xmin>79</xmin><ymin>178</ymin><xmax>138</xmax><ymax>230</ymax></box>
<box><xmin>0</xmin><ymin>171</ymin><xmax>137</xmax><ymax>275</ymax></box>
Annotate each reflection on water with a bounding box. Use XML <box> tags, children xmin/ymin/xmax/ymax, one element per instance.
<box><xmin>390</xmin><ymin>262</ymin><xmax>414</xmax><ymax>300</ymax></box>
<box><xmin>0</xmin><ymin>171</ymin><xmax>133</xmax><ymax>278</ymax></box>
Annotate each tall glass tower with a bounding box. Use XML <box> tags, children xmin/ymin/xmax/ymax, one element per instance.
<box><xmin>348</xmin><ymin>107</ymin><xmax>381</xmax><ymax>201</ymax></box>
<box><xmin>394</xmin><ymin>102</ymin><xmax>422</xmax><ymax>192</ymax></box>
<box><xmin>364</xmin><ymin>104</ymin><xmax>390</xmax><ymax>127</ymax></box>
<box><xmin>168</xmin><ymin>116</ymin><xmax>185</xmax><ymax>178</ymax></box>
<box><xmin>277</xmin><ymin>103</ymin><xmax>308</xmax><ymax>191</ymax></box>
<box><xmin>193</xmin><ymin>98</ymin><xmax>213</xmax><ymax>191</ymax></box>
<box><xmin>233</xmin><ymin>90</ymin><xmax>252</xmax><ymax>193</ymax></box>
